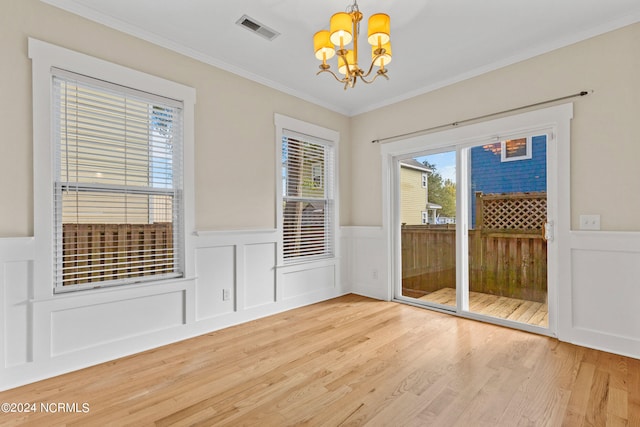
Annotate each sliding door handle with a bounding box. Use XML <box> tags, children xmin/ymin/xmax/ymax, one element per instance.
<box><xmin>542</xmin><ymin>220</ymin><xmax>554</xmax><ymax>242</ymax></box>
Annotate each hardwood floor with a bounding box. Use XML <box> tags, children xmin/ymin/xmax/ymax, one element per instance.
<box><xmin>419</xmin><ymin>287</ymin><xmax>548</xmax><ymax>327</ymax></box>
<box><xmin>1</xmin><ymin>294</ymin><xmax>638</xmax><ymax>426</ymax></box>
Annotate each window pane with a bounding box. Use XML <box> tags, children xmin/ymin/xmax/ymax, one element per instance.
<box><xmin>61</xmin><ymin>222</ymin><xmax>174</xmax><ymax>286</ymax></box>
<box><xmin>505</xmin><ymin>138</ymin><xmax>528</xmax><ymax>158</ymax></box>
<box><xmin>53</xmin><ymin>72</ymin><xmax>183</xmax><ymax>290</ymax></box>
<box><xmin>282</xmin><ymin>200</ymin><xmax>327</xmax><ymax>259</ymax></box>
<box><xmin>58</xmin><ymin>84</ymin><xmax>177</xmax><ymax>189</ymax></box>
<box><xmin>281</xmin><ymin>135</ymin><xmax>334</xmax><ymax>262</ymax></box>
<box><xmin>282</xmin><ymin>138</ymin><xmax>326</xmax><ymax>199</ymax></box>
<box><xmin>61</xmin><ymin>190</ymin><xmax>173</xmax><ymax>224</ymax></box>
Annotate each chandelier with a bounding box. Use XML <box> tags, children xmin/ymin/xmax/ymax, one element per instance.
<box><xmin>313</xmin><ymin>0</ymin><xmax>391</xmax><ymax>90</ymax></box>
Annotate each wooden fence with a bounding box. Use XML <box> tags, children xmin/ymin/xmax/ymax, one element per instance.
<box><xmin>402</xmin><ymin>225</ymin><xmax>456</xmax><ymax>298</ymax></box>
<box><xmin>402</xmin><ymin>192</ymin><xmax>547</xmax><ymax>302</ymax></box>
<box><xmin>62</xmin><ymin>223</ymin><xmax>174</xmax><ymax>286</ymax></box>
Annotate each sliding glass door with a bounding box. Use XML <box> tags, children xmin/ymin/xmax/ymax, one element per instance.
<box><xmin>465</xmin><ymin>135</ymin><xmax>548</xmax><ymax>327</ymax></box>
<box><xmin>396</xmin><ymin>133</ymin><xmax>553</xmax><ymax>334</ymax></box>
<box><xmin>399</xmin><ymin>151</ymin><xmax>457</xmax><ymax>309</ymax></box>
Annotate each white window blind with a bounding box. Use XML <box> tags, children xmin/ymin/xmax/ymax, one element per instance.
<box><xmin>52</xmin><ymin>68</ymin><xmax>184</xmax><ymax>291</ymax></box>
<box><xmin>281</xmin><ymin>132</ymin><xmax>335</xmax><ymax>261</ymax></box>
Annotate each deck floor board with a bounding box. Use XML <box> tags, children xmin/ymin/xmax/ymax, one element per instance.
<box><xmin>418</xmin><ymin>287</ymin><xmax>548</xmax><ymax>327</ymax></box>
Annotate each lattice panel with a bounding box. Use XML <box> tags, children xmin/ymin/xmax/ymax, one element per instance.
<box><xmin>481</xmin><ymin>194</ymin><xmax>547</xmax><ymax>230</ymax></box>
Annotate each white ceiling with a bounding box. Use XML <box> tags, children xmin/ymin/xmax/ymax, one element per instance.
<box><xmin>43</xmin><ymin>0</ymin><xmax>640</xmax><ymax>116</ymax></box>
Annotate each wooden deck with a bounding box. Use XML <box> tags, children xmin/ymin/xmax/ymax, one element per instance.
<box><xmin>418</xmin><ymin>287</ymin><xmax>548</xmax><ymax>327</ymax></box>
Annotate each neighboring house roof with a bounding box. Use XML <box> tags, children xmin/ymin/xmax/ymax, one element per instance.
<box><xmin>400</xmin><ymin>159</ymin><xmax>432</xmax><ymax>173</ymax></box>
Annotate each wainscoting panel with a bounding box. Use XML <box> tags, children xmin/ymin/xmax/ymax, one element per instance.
<box><xmin>281</xmin><ymin>264</ymin><xmax>336</xmax><ymax>300</ymax></box>
<box><xmin>244</xmin><ymin>243</ymin><xmax>276</xmax><ymax>309</ymax></box>
<box><xmin>0</xmin><ymin>238</ymin><xmax>35</xmax><ymax>370</ymax></box>
<box><xmin>195</xmin><ymin>245</ymin><xmax>236</xmax><ymax>320</ymax></box>
<box><xmin>563</xmin><ymin>231</ymin><xmax>640</xmax><ymax>359</ymax></box>
<box><xmin>4</xmin><ymin>260</ymin><xmax>33</xmax><ymax>368</ymax></box>
<box><xmin>341</xmin><ymin>226</ymin><xmax>389</xmax><ymax>300</ymax></box>
<box><xmin>572</xmin><ymin>250</ymin><xmax>640</xmax><ymax>340</ymax></box>
<box><xmin>50</xmin><ymin>291</ymin><xmax>185</xmax><ymax>355</ymax></box>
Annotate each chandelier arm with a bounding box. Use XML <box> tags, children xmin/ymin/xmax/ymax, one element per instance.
<box><xmin>360</xmin><ymin>69</ymin><xmax>389</xmax><ymax>84</ymax></box>
<box><xmin>359</xmin><ymin>73</ymin><xmax>378</xmax><ymax>84</ymax></box>
<box><xmin>373</xmin><ymin>70</ymin><xmax>389</xmax><ymax>81</ymax></box>
<box><xmin>361</xmin><ymin>54</ymin><xmax>383</xmax><ymax>78</ymax></box>
<box><xmin>317</xmin><ymin>68</ymin><xmax>348</xmax><ymax>83</ymax></box>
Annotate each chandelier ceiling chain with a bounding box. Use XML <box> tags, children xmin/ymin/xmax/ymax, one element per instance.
<box><xmin>313</xmin><ymin>0</ymin><xmax>391</xmax><ymax>90</ymax></box>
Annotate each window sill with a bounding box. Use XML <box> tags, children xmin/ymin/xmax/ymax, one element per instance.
<box><xmin>276</xmin><ymin>256</ymin><xmax>339</xmax><ymax>270</ymax></box>
<box><xmin>40</xmin><ymin>276</ymin><xmax>195</xmax><ymax>302</ymax></box>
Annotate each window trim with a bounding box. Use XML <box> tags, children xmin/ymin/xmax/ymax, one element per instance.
<box><xmin>274</xmin><ymin>114</ymin><xmax>339</xmax><ymax>267</ymax></box>
<box><xmin>29</xmin><ymin>38</ymin><xmax>196</xmax><ymax>298</ymax></box>
<box><xmin>501</xmin><ymin>136</ymin><xmax>532</xmax><ymax>162</ymax></box>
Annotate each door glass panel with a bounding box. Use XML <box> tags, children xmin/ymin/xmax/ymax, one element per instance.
<box><xmin>400</xmin><ymin>151</ymin><xmax>457</xmax><ymax>308</ymax></box>
<box><xmin>467</xmin><ymin>136</ymin><xmax>548</xmax><ymax>327</ymax></box>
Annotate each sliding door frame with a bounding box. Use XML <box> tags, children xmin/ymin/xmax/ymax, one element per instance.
<box><xmin>381</xmin><ymin>104</ymin><xmax>574</xmax><ymax>337</ymax></box>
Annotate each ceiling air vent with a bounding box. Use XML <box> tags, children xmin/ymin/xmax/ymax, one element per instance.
<box><xmin>236</xmin><ymin>15</ymin><xmax>280</xmax><ymax>41</ymax></box>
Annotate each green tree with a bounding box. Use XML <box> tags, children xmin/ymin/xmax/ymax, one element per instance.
<box><xmin>423</xmin><ymin>161</ymin><xmax>456</xmax><ymax>218</ymax></box>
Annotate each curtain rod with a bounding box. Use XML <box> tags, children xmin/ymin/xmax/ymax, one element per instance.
<box><xmin>371</xmin><ymin>90</ymin><xmax>592</xmax><ymax>144</ymax></box>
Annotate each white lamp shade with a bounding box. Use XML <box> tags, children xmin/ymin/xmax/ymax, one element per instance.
<box><xmin>372</xmin><ymin>42</ymin><xmax>392</xmax><ymax>67</ymax></box>
<box><xmin>330</xmin><ymin>12</ymin><xmax>353</xmax><ymax>47</ymax></box>
<box><xmin>314</xmin><ymin>30</ymin><xmax>336</xmax><ymax>60</ymax></box>
<box><xmin>338</xmin><ymin>50</ymin><xmax>356</xmax><ymax>75</ymax></box>
<box><xmin>367</xmin><ymin>14</ymin><xmax>390</xmax><ymax>46</ymax></box>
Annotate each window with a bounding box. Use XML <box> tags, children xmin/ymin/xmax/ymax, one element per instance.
<box><xmin>52</xmin><ymin>69</ymin><xmax>184</xmax><ymax>291</ymax></box>
<box><xmin>281</xmin><ymin>135</ymin><xmax>334</xmax><ymax>260</ymax></box>
<box><xmin>29</xmin><ymin>38</ymin><xmax>195</xmax><ymax>296</ymax></box>
<box><xmin>312</xmin><ymin>163</ymin><xmax>323</xmax><ymax>189</ymax></box>
<box><xmin>501</xmin><ymin>137</ymin><xmax>532</xmax><ymax>162</ymax></box>
<box><xmin>280</xmin><ymin>127</ymin><xmax>336</xmax><ymax>262</ymax></box>
<box><xmin>421</xmin><ymin>173</ymin><xmax>428</xmax><ymax>188</ymax></box>
<box><xmin>421</xmin><ymin>211</ymin><xmax>428</xmax><ymax>224</ymax></box>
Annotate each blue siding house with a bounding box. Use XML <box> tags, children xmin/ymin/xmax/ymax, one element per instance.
<box><xmin>470</xmin><ymin>135</ymin><xmax>547</xmax><ymax>227</ymax></box>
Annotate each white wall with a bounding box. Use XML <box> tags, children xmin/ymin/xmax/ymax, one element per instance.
<box><xmin>1</xmin><ymin>231</ymin><xmax>344</xmax><ymax>391</ymax></box>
